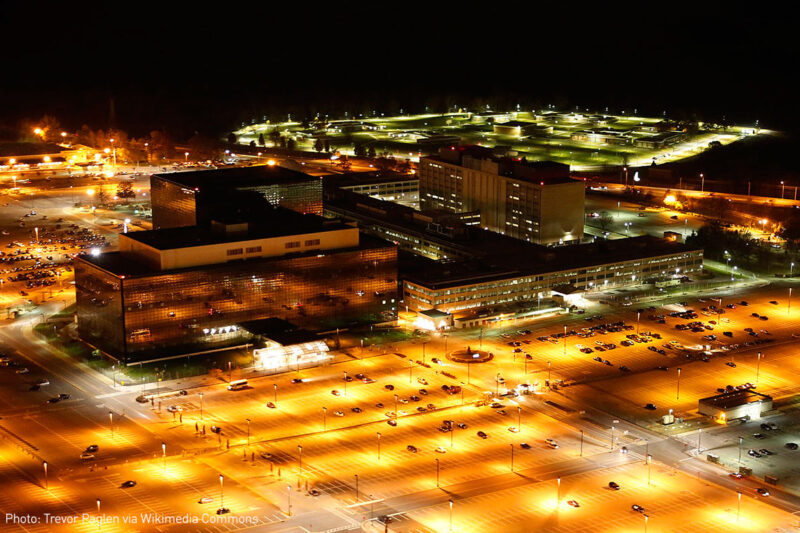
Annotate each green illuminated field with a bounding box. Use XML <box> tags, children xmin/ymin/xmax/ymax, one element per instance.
<box><xmin>234</xmin><ymin>110</ymin><xmax>761</xmax><ymax>170</ymax></box>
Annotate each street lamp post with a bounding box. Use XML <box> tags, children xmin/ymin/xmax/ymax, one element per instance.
<box><xmin>637</xmin><ymin>311</ymin><xmax>640</xmax><ymax>335</ymax></box>
<box><xmin>647</xmin><ymin>454</ymin><xmax>652</xmax><ymax>486</ymax></box>
<box><xmin>274</xmin><ymin>384</ymin><xmax>278</xmax><ymax>406</ymax></box>
<box><xmin>298</xmin><ymin>445</ymin><xmax>303</xmax><ymax>474</ymax></box>
<box><xmin>756</xmin><ymin>352</ymin><xmax>762</xmax><ymax>387</ymax></box>
<box><xmin>199</xmin><ymin>392</ymin><xmax>203</xmax><ymax>421</ymax></box>
<box><xmin>436</xmin><ymin>458</ymin><xmax>440</xmax><ymax>488</ymax></box>
<box><xmin>610</xmin><ymin>426</ymin><xmax>615</xmax><ymax>450</ymax></box>
<box><xmin>677</xmin><ymin>367</ymin><xmax>682</xmax><ymax>400</ymax></box>
<box><xmin>246</xmin><ymin>418</ymin><xmax>251</xmax><ymax>447</ymax></box>
<box><xmin>286</xmin><ymin>484</ymin><xmax>291</xmax><ymax>516</ymax></box>
<box><xmin>556</xmin><ymin>476</ymin><xmax>561</xmax><ymax>506</ymax></box>
<box><xmin>700</xmin><ymin>173</ymin><xmax>705</xmax><ymax>192</ymax></box>
<box><xmin>162</xmin><ymin>441</ymin><xmax>166</xmax><ymax>471</ymax></box>
<box><xmin>547</xmin><ymin>360</ymin><xmax>551</xmax><ymax>388</ymax></box>
<box><xmin>738</xmin><ymin>436</ymin><xmax>743</xmax><ymax>464</ymax></box>
<box><xmin>109</xmin><ymin>411</ymin><xmax>113</xmax><ymax>437</ymax></box>
<box><xmin>377</xmin><ymin>432</ymin><xmax>381</xmax><ymax>461</ymax></box>
<box><xmin>449</xmin><ymin>499</ymin><xmax>454</xmax><ymax>533</ymax></box>
<box><xmin>323</xmin><ymin>407</ymin><xmax>327</xmax><ymax>431</ymax></box>
<box><xmin>43</xmin><ymin>461</ymin><xmax>48</xmax><ymax>490</ymax></box>
<box><xmin>737</xmin><ymin>491</ymin><xmax>742</xmax><ymax>521</ymax></box>
<box><xmin>517</xmin><ymin>406</ymin><xmax>521</xmax><ymax>431</ymax></box>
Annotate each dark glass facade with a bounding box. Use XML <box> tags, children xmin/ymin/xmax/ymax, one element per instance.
<box><xmin>150</xmin><ymin>172</ymin><xmax>323</xmax><ymax>230</ymax></box>
<box><xmin>76</xmin><ymin>239</ymin><xmax>397</xmax><ymax>361</ymax></box>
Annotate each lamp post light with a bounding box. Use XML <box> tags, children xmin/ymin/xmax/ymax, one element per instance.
<box><xmin>184</xmin><ymin>152</ymin><xmax>189</xmax><ymax>163</ymax></box>
<box><xmin>162</xmin><ymin>441</ymin><xmax>166</xmax><ymax>471</ymax></box>
<box><xmin>43</xmin><ymin>461</ymin><xmax>48</xmax><ymax>490</ymax></box>
<box><xmin>647</xmin><ymin>454</ymin><xmax>652</xmax><ymax>486</ymax></box>
<box><xmin>246</xmin><ymin>418</ymin><xmax>251</xmax><ymax>447</ymax></box>
<box><xmin>644</xmin><ymin>513</ymin><xmax>649</xmax><ymax>533</ymax></box>
<box><xmin>791</xmin><ymin>262</ymin><xmax>795</xmax><ymax>277</ymax></box>
<box><xmin>286</xmin><ymin>484</ymin><xmax>291</xmax><ymax>516</ymax></box>
<box><xmin>96</xmin><ymin>498</ymin><xmax>101</xmax><ymax>525</ymax></box>
<box><xmin>637</xmin><ymin>311</ymin><xmax>641</xmax><ymax>335</ymax></box>
<box><xmin>298</xmin><ymin>445</ymin><xmax>303</xmax><ymax>474</ymax></box>
<box><xmin>219</xmin><ymin>475</ymin><xmax>225</xmax><ymax>509</ymax></box>
<box><xmin>199</xmin><ymin>392</ymin><xmax>204</xmax><ymax>420</ymax></box>
<box><xmin>782</xmin><ymin>181</ymin><xmax>785</xmax><ymax>199</ymax></box>
<box><xmin>611</xmin><ymin>426</ymin><xmax>615</xmax><ymax>450</ymax></box>
<box><xmin>677</xmin><ymin>367</ymin><xmax>682</xmax><ymax>400</ymax></box>
<box><xmin>700</xmin><ymin>173</ymin><xmax>705</xmax><ymax>192</ymax></box>
<box><xmin>377</xmin><ymin>432</ymin><xmax>381</xmax><ymax>461</ymax></box>
<box><xmin>109</xmin><ymin>411</ymin><xmax>113</xmax><ymax>437</ymax></box>
<box><xmin>273</xmin><ymin>384</ymin><xmax>278</xmax><ymax>406</ymax></box>
<box><xmin>323</xmin><ymin>407</ymin><xmax>327</xmax><ymax>431</ymax></box>
<box><xmin>556</xmin><ymin>476</ymin><xmax>561</xmax><ymax>506</ymax></box>
<box><xmin>449</xmin><ymin>499</ymin><xmax>454</xmax><ymax>533</ymax></box>
<box><xmin>436</xmin><ymin>458</ymin><xmax>440</xmax><ymax>488</ymax></box>
<box><xmin>756</xmin><ymin>352</ymin><xmax>762</xmax><ymax>387</ymax></box>
<box><xmin>517</xmin><ymin>406</ymin><xmax>522</xmax><ymax>431</ymax></box>
<box><xmin>738</xmin><ymin>436</ymin><xmax>744</xmax><ymax>464</ymax></box>
<box><xmin>737</xmin><ymin>491</ymin><xmax>742</xmax><ymax>521</ymax></box>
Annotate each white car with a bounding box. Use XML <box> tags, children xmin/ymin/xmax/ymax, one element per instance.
<box><xmin>545</xmin><ymin>439</ymin><xmax>559</xmax><ymax>449</ymax></box>
<box><xmin>198</xmin><ymin>497</ymin><xmax>213</xmax><ymax>504</ymax></box>
<box><xmin>16</xmin><ymin>367</ymin><xmax>29</xmax><ymax>374</ymax></box>
<box><xmin>37</xmin><ymin>379</ymin><xmax>50</xmax><ymax>386</ymax></box>
<box><xmin>435</xmin><ymin>446</ymin><xmax>447</xmax><ymax>454</ymax></box>
<box><xmin>80</xmin><ymin>452</ymin><xmax>95</xmax><ymax>460</ymax></box>
<box><xmin>508</xmin><ymin>426</ymin><xmax>520</xmax><ymax>433</ymax></box>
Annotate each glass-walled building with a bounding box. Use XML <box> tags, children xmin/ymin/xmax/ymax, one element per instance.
<box><xmin>76</xmin><ymin>210</ymin><xmax>397</xmax><ymax>361</ymax></box>
<box><xmin>151</xmin><ymin>165</ymin><xmax>323</xmax><ymax>229</ymax></box>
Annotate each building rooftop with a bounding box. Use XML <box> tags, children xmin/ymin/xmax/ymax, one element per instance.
<box><xmin>0</xmin><ymin>142</ymin><xmax>71</xmax><ymax>157</ymax></box>
<box><xmin>126</xmin><ymin>209</ymin><xmax>351</xmax><ymax>251</ymax></box>
<box><xmin>324</xmin><ymin>170</ymin><xmax>417</xmax><ymax>189</ymax></box>
<box><xmin>699</xmin><ymin>389</ymin><xmax>772</xmax><ymax>409</ymax></box>
<box><xmin>403</xmin><ymin>236</ymin><xmax>702</xmax><ymax>290</ymax></box>
<box><xmin>152</xmin><ymin>164</ymin><xmax>318</xmax><ymax>189</ymax></box>
<box><xmin>79</xmin><ymin>232</ymin><xmax>390</xmax><ymax>278</ymax></box>
<box><xmin>239</xmin><ymin>318</ymin><xmax>319</xmax><ymax>346</ymax></box>
<box><xmin>425</xmin><ymin>145</ymin><xmax>574</xmax><ymax>185</ymax></box>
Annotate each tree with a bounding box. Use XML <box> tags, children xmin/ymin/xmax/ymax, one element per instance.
<box><xmin>258</xmin><ymin>133</ymin><xmax>265</xmax><ymax>146</ymax></box>
<box><xmin>279</xmin><ymin>137</ymin><xmax>287</xmax><ymax>149</ymax></box>
<box><xmin>367</xmin><ymin>146</ymin><xmax>376</xmax><ymax>158</ymax></box>
<box><xmin>249</xmin><ymin>140</ymin><xmax>256</xmax><ymax>148</ymax></box>
<box><xmin>353</xmin><ymin>143</ymin><xmax>366</xmax><ymax>157</ymax></box>
<box><xmin>227</xmin><ymin>133</ymin><xmax>237</xmax><ymax>144</ymax></box>
<box><xmin>287</xmin><ymin>138</ymin><xmax>296</xmax><ymax>151</ymax></box>
<box><xmin>96</xmin><ymin>189</ymin><xmax>109</xmax><ymax>205</ymax></box>
<box><xmin>597</xmin><ymin>211</ymin><xmax>614</xmax><ymax>232</ymax></box>
<box><xmin>324</xmin><ymin>140</ymin><xmax>330</xmax><ymax>152</ymax></box>
<box><xmin>314</xmin><ymin>138</ymin><xmax>324</xmax><ymax>152</ymax></box>
<box><xmin>375</xmin><ymin>156</ymin><xmax>397</xmax><ymax>171</ymax></box>
<box><xmin>116</xmin><ymin>182</ymin><xmax>136</xmax><ymax>199</ymax></box>
<box><xmin>188</xmin><ymin>134</ymin><xmax>221</xmax><ymax>160</ymax></box>
<box><xmin>269</xmin><ymin>128</ymin><xmax>281</xmax><ymax>146</ymax></box>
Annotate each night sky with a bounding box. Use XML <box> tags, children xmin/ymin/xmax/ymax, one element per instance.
<box><xmin>0</xmin><ymin>2</ymin><xmax>794</xmax><ymax>138</ymax></box>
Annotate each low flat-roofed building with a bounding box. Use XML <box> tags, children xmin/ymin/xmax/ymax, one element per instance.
<box><xmin>326</xmin><ymin>171</ymin><xmax>419</xmax><ymax>208</ymax></box>
<box><xmin>402</xmin><ymin>236</ymin><xmax>703</xmax><ymax>317</ymax></box>
<box><xmin>698</xmin><ymin>390</ymin><xmax>773</xmax><ymax>422</ymax></box>
<box><xmin>150</xmin><ymin>165</ymin><xmax>322</xmax><ymax>229</ymax></box>
<box><xmin>75</xmin><ymin>208</ymin><xmax>397</xmax><ymax>361</ymax></box>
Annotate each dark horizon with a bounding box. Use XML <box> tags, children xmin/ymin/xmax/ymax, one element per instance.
<box><xmin>0</xmin><ymin>2</ymin><xmax>795</xmax><ymax>139</ymax></box>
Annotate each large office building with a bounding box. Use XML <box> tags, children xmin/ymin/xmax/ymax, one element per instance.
<box><xmin>402</xmin><ymin>236</ymin><xmax>703</xmax><ymax>325</ymax></box>
<box><xmin>418</xmin><ymin>145</ymin><xmax>584</xmax><ymax>245</ymax></box>
<box><xmin>75</xmin><ymin>208</ymin><xmax>397</xmax><ymax>361</ymax></box>
<box><xmin>150</xmin><ymin>165</ymin><xmax>323</xmax><ymax>229</ymax></box>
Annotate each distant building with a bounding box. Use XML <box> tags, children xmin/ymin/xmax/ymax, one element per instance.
<box><xmin>326</xmin><ymin>171</ymin><xmax>419</xmax><ymax>208</ymax></box>
<box><xmin>492</xmin><ymin>121</ymin><xmax>544</xmax><ymax>136</ymax></box>
<box><xmin>634</xmin><ymin>132</ymin><xmax>684</xmax><ymax>149</ymax></box>
<box><xmin>75</xmin><ymin>209</ymin><xmax>397</xmax><ymax>361</ymax></box>
<box><xmin>418</xmin><ymin>145</ymin><xmax>584</xmax><ymax>245</ymax></box>
<box><xmin>699</xmin><ymin>390</ymin><xmax>773</xmax><ymax>422</ymax></box>
<box><xmin>570</xmin><ymin>130</ymin><xmax>632</xmax><ymax>145</ymax></box>
<box><xmin>150</xmin><ymin>165</ymin><xmax>322</xmax><ymax>229</ymax></box>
